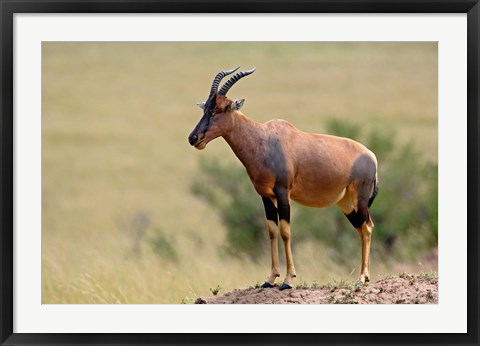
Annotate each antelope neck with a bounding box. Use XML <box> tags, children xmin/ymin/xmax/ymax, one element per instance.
<box><xmin>222</xmin><ymin>112</ymin><xmax>265</xmax><ymax>169</ymax></box>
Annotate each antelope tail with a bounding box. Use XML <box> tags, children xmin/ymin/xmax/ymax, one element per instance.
<box><xmin>368</xmin><ymin>175</ymin><xmax>379</xmax><ymax>208</ymax></box>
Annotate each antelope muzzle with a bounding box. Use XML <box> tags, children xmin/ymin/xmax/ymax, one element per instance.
<box><xmin>188</xmin><ymin>133</ymin><xmax>198</xmax><ymax>146</ymax></box>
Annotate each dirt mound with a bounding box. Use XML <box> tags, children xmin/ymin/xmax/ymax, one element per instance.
<box><xmin>195</xmin><ymin>273</ymin><xmax>438</xmax><ymax>304</ymax></box>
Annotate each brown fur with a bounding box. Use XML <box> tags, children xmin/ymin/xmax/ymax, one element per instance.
<box><xmin>190</xmin><ymin>94</ymin><xmax>378</xmax><ymax>287</ymax></box>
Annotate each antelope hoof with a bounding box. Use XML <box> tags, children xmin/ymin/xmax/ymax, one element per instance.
<box><xmin>260</xmin><ymin>282</ymin><xmax>275</xmax><ymax>288</ymax></box>
<box><xmin>355</xmin><ymin>276</ymin><xmax>369</xmax><ymax>291</ymax></box>
<box><xmin>354</xmin><ymin>280</ymin><xmax>364</xmax><ymax>291</ymax></box>
<box><xmin>279</xmin><ymin>283</ymin><xmax>292</xmax><ymax>291</ymax></box>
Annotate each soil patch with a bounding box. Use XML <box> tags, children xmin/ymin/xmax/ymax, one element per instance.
<box><xmin>195</xmin><ymin>273</ymin><xmax>437</xmax><ymax>304</ymax></box>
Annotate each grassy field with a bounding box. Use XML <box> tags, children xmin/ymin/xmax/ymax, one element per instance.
<box><xmin>42</xmin><ymin>42</ymin><xmax>437</xmax><ymax>303</ymax></box>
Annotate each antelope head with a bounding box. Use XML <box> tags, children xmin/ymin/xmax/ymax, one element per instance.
<box><xmin>188</xmin><ymin>66</ymin><xmax>256</xmax><ymax>150</ymax></box>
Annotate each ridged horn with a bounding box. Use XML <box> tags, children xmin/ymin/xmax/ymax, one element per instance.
<box><xmin>210</xmin><ymin>66</ymin><xmax>240</xmax><ymax>96</ymax></box>
<box><xmin>218</xmin><ymin>67</ymin><xmax>256</xmax><ymax>96</ymax></box>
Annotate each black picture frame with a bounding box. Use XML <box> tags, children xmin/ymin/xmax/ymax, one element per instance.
<box><xmin>1</xmin><ymin>1</ymin><xmax>479</xmax><ymax>345</ymax></box>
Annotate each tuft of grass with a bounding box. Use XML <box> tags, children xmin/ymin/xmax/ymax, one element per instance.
<box><xmin>210</xmin><ymin>285</ymin><xmax>221</xmax><ymax>296</ymax></box>
<box><xmin>180</xmin><ymin>297</ymin><xmax>194</xmax><ymax>304</ymax></box>
<box><xmin>397</xmin><ymin>271</ymin><xmax>438</xmax><ymax>286</ymax></box>
<box><xmin>419</xmin><ymin>271</ymin><xmax>438</xmax><ymax>283</ymax></box>
<box><xmin>380</xmin><ymin>273</ymin><xmax>397</xmax><ymax>281</ymax></box>
<box><xmin>320</xmin><ymin>278</ymin><xmax>354</xmax><ymax>291</ymax></box>
<box><xmin>399</xmin><ymin>271</ymin><xmax>412</xmax><ymax>279</ymax></box>
<box><xmin>295</xmin><ymin>281</ymin><xmax>311</xmax><ymax>289</ymax></box>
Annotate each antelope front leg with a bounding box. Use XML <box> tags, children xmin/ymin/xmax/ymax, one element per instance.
<box><xmin>262</xmin><ymin>220</ymin><xmax>280</xmax><ymax>287</ymax></box>
<box><xmin>261</xmin><ymin>197</ymin><xmax>280</xmax><ymax>288</ymax></box>
<box><xmin>276</xmin><ymin>188</ymin><xmax>296</xmax><ymax>290</ymax></box>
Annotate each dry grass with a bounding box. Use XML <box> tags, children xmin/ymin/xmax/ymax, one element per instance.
<box><xmin>42</xmin><ymin>42</ymin><xmax>437</xmax><ymax>303</ymax></box>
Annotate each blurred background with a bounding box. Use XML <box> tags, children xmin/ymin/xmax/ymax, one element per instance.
<box><xmin>42</xmin><ymin>42</ymin><xmax>437</xmax><ymax>304</ymax></box>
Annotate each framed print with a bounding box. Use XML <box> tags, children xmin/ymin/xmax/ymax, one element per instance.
<box><xmin>1</xmin><ymin>1</ymin><xmax>479</xmax><ymax>345</ymax></box>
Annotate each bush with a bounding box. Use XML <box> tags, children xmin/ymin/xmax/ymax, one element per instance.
<box><xmin>190</xmin><ymin>159</ymin><xmax>267</xmax><ymax>259</ymax></box>
<box><xmin>190</xmin><ymin>119</ymin><xmax>438</xmax><ymax>261</ymax></box>
<box><xmin>150</xmin><ymin>230</ymin><xmax>178</xmax><ymax>262</ymax></box>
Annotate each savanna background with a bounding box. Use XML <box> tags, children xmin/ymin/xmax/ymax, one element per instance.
<box><xmin>42</xmin><ymin>42</ymin><xmax>437</xmax><ymax>304</ymax></box>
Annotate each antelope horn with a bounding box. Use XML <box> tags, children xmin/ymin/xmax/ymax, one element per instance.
<box><xmin>218</xmin><ymin>67</ymin><xmax>256</xmax><ymax>96</ymax></box>
<box><xmin>210</xmin><ymin>66</ymin><xmax>240</xmax><ymax>96</ymax></box>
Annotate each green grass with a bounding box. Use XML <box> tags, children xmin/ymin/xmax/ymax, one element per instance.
<box><xmin>379</xmin><ymin>274</ymin><xmax>398</xmax><ymax>281</ymax></box>
<box><xmin>210</xmin><ymin>285</ymin><xmax>222</xmax><ymax>296</ymax></box>
<box><xmin>419</xmin><ymin>271</ymin><xmax>438</xmax><ymax>283</ymax></box>
<box><xmin>42</xmin><ymin>42</ymin><xmax>437</xmax><ymax>303</ymax></box>
<box><xmin>296</xmin><ymin>278</ymin><xmax>355</xmax><ymax>291</ymax></box>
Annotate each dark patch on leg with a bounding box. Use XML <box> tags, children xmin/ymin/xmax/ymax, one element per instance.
<box><xmin>274</xmin><ymin>186</ymin><xmax>290</xmax><ymax>223</ymax></box>
<box><xmin>345</xmin><ymin>210</ymin><xmax>365</xmax><ymax>228</ymax></box>
<box><xmin>262</xmin><ymin>197</ymin><xmax>278</xmax><ymax>225</ymax></box>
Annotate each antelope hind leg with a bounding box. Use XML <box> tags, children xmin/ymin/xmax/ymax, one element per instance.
<box><xmin>355</xmin><ymin>217</ymin><xmax>373</xmax><ymax>289</ymax></box>
<box><xmin>338</xmin><ymin>194</ymin><xmax>374</xmax><ymax>290</ymax></box>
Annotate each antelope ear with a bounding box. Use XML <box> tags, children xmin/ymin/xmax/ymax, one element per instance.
<box><xmin>231</xmin><ymin>99</ymin><xmax>245</xmax><ymax>110</ymax></box>
<box><xmin>196</xmin><ymin>102</ymin><xmax>206</xmax><ymax>109</ymax></box>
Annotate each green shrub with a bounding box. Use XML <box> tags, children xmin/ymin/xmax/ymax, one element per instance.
<box><xmin>191</xmin><ymin>159</ymin><xmax>267</xmax><ymax>259</ymax></box>
<box><xmin>150</xmin><ymin>230</ymin><xmax>178</xmax><ymax>262</ymax></box>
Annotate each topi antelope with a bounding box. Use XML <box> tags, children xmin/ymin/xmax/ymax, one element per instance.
<box><xmin>188</xmin><ymin>67</ymin><xmax>379</xmax><ymax>290</ymax></box>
